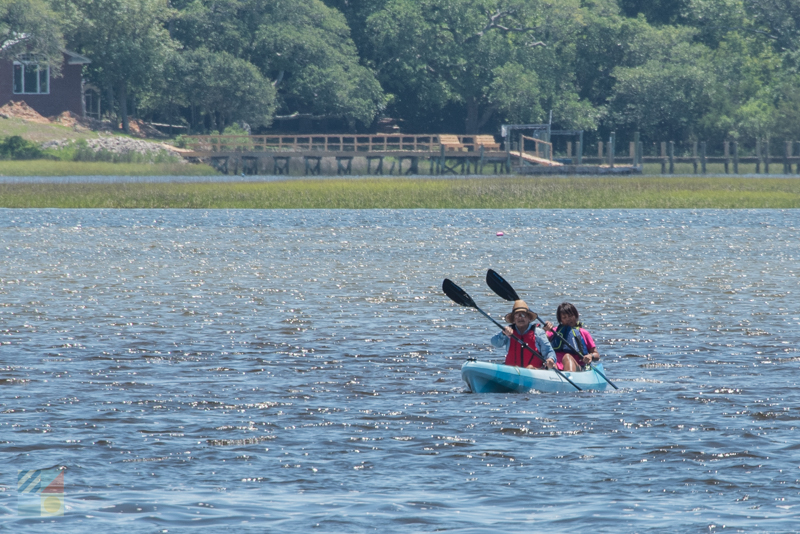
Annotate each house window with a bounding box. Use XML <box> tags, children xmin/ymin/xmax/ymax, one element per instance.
<box><xmin>13</xmin><ymin>61</ymin><xmax>49</xmax><ymax>94</ymax></box>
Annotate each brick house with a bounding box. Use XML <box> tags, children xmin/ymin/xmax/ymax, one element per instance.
<box><xmin>0</xmin><ymin>49</ymin><xmax>91</xmax><ymax>118</ymax></box>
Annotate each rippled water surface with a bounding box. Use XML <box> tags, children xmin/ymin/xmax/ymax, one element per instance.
<box><xmin>1</xmin><ymin>209</ymin><xmax>799</xmax><ymax>533</ymax></box>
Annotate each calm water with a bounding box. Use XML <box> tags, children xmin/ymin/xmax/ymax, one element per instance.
<box><xmin>1</xmin><ymin>209</ymin><xmax>798</xmax><ymax>533</ymax></box>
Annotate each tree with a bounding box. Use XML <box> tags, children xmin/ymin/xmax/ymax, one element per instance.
<box><xmin>172</xmin><ymin>0</ymin><xmax>385</xmax><ymax>128</ymax></box>
<box><xmin>174</xmin><ymin>48</ymin><xmax>277</xmax><ymax>131</ymax></box>
<box><xmin>67</xmin><ymin>0</ymin><xmax>175</xmax><ymax>132</ymax></box>
<box><xmin>0</xmin><ymin>0</ymin><xmax>64</xmax><ymax>74</ymax></box>
<box><xmin>607</xmin><ymin>26</ymin><xmax>714</xmax><ymax>142</ymax></box>
<box><xmin>618</xmin><ymin>0</ymin><xmax>689</xmax><ymax>25</ymax></box>
<box><xmin>367</xmin><ymin>0</ymin><xmax>593</xmax><ymax>133</ymax></box>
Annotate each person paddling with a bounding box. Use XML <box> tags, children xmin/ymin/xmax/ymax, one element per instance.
<box><xmin>491</xmin><ymin>300</ymin><xmax>557</xmax><ymax>369</ymax></box>
<box><xmin>543</xmin><ymin>302</ymin><xmax>600</xmax><ymax>372</ymax></box>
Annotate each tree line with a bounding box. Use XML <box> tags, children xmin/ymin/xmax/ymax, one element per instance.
<box><xmin>3</xmin><ymin>0</ymin><xmax>800</xmax><ymax>147</ymax></box>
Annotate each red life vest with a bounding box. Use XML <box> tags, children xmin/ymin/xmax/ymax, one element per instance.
<box><xmin>504</xmin><ymin>327</ymin><xmax>545</xmax><ymax>368</ymax></box>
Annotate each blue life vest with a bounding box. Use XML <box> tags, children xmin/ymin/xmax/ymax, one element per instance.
<box><xmin>550</xmin><ymin>325</ymin><xmax>588</xmax><ymax>356</ymax></box>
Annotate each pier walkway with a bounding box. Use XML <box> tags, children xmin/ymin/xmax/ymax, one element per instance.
<box><xmin>179</xmin><ymin>134</ymin><xmax>515</xmax><ymax>175</ymax></box>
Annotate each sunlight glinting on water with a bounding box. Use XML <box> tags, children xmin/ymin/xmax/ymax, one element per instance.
<box><xmin>1</xmin><ymin>209</ymin><xmax>798</xmax><ymax>532</ymax></box>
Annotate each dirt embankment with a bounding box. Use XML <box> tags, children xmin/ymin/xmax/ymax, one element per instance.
<box><xmin>0</xmin><ymin>100</ymin><xmax>187</xmax><ymax>157</ymax></box>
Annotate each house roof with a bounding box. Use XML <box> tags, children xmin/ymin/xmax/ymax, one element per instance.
<box><xmin>1</xmin><ymin>35</ymin><xmax>90</xmax><ymax>64</ymax></box>
<box><xmin>64</xmin><ymin>49</ymin><xmax>91</xmax><ymax>65</ymax></box>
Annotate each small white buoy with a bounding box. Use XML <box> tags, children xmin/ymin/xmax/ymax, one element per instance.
<box><xmin>496</xmin><ymin>231</ymin><xmax>504</xmax><ymax>237</ymax></box>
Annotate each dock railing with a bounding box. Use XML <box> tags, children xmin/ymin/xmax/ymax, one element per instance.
<box><xmin>521</xmin><ymin>135</ymin><xmax>553</xmax><ymax>161</ymax></box>
<box><xmin>180</xmin><ymin>134</ymin><xmax>503</xmax><ymax>153</ymax></box>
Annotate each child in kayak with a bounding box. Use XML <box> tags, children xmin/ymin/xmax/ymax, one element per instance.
<box><xmin>491</xmin><ymin>300</ymin><xmax>557</xmax><ymax>369</ymax></box>
<box><xmin>543</xmin><ymin>302</ymin><xmax>600</xmax><ymax>372</ymax></box>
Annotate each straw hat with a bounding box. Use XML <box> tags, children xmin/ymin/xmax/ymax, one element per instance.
<box><xmin>504</xmin><ymin>300</ymin><xmax>537</xmax><ymax>323</ymax></box>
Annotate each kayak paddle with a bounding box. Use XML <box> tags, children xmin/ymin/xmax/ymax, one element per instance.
<box><xmin>485</xmin><ymin>269</ymin><xmax>618</xmax><ymax>390</ymax></box>
<box><xmin>442</xmin><ymin>278</ymin><xmax>582</xmax><ymax>391</ymax></box>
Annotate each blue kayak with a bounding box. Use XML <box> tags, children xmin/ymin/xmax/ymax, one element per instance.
<box><xmin>461</xmin><ymin>360</ymin><xmax>609</xmax><ymax>393</ymax></box>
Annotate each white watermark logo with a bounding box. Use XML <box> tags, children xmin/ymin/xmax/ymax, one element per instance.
<box><xmin>17</xmin><ymin>468</ymin><xmax>64</xmax><ymax>516</ymax></box>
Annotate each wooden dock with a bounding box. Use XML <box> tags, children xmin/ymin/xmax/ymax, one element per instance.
<box><xmin>178</xmin><ymin>134</ymin><xmax>515</xmax><ymax>175</ymax></box>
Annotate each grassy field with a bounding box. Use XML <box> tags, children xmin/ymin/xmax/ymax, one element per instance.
<box><xmin>0</xmin><ymin>160</ymin><xmax>218</xmax><ymax>176</ymax></box>
<box><xmin>1</xmin><ymin>176</ymin><xmax>799</xmax><ymax>209</ymax></box>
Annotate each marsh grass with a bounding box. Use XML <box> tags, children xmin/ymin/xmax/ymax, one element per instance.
<box><xmin>2</xmin><ymin>176</ymin><xmax>799</xmax><ymax>208</ymax></box>
<box><xmin>0</xmin><ymin>160</ymin><xmax>218</xmax><ymax>176</ymax></box>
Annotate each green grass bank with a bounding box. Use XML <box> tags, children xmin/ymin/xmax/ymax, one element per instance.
<box><xmin>1</xmin><ymin>176</ymin><xmax>799</xmax><ymax>209</ymax></box>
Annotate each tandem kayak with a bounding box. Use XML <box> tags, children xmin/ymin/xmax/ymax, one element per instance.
<box><xmin>461</xmin><ymin>360</ymin><xmax>609</xmax><ymax>393</ymax></box>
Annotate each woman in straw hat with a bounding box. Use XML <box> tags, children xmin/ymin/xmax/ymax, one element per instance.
<box><xmin>490</xmin><ymin>300</ymin><xmax>557</xmax><ymax>369</ymax></box>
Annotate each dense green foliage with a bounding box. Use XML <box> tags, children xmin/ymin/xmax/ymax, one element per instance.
<box><xmin>5</xmin><ymin>0</ymin><xmax>800</xmax><ymax>145</ymax></box>
<box><xmin>0</xmin><ymin>135</ymin><xmax>45</xmax><ymax>159</ymax></box>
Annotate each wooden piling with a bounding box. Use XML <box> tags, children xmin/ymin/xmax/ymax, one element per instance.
<box><xmin>609</xmin><ymin>132</ymin><xmax>615</xmax><ymax>168</ymax></box>
<box><xmin>669</xmin><ymin>141</ymin><xmax>675</xmax><ymax>174</ymax></box>
<box><xmin>756</xmin><ymin>139</ymin><xmax>761</xmax><ymax>174</ymax></box>
<box><xmin>701</xmin><ymin>141</ymin><xmax>707</xmax><ymax>174</ymax></box>
<box><xmin>784</xmin><ymin>141</ymin><xmax>791</xmax><ymax>174</ymax></box>
<box><xmin>724</xmin><ymin>141</ymin><xmax>730</xmax><ymax>174</ymax></box>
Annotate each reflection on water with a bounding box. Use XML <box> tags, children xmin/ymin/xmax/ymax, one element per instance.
<box><xmin>1</xmin><ymin>209</ymin><xmax>798</xmax><ymax>532</ymax></box>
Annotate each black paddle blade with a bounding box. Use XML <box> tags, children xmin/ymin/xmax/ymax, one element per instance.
<box><xmin>442</xmin><ymin>279</ymin><xmax>477</xmax><ymax>309</ymax></box>
<box><xmin>486</xmin><ymin>269</ymin><xmax>519</xmax><ymax>301</ymax></box>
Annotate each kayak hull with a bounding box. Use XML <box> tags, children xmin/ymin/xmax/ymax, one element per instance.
<box><xmin>461</xmin><ymin>360</ymin><xmax>609</xmax><ymax>393</ymax></box>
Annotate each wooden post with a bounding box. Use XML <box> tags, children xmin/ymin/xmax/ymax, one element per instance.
<box><xmin>661</xmin><ymin>141</ymin><xmax>667</xmax><ymax>157</ymax></box>
<box><xmin>756</xmin><ymin>139</ymin><xmax>761</xmax><ymax>173</ymax></box>
<box><xmin>733</xmin><ymin>141</ymin><xmax>739</xmax><ymax>174</ymax></box>
<box><xmin>439</xmin><ymin>144</ymin><xmax>445</xmax><ymax>175</ymax></box>
<box><xmin>765</xmin><ymin>139</ymin><xmax>770</xmax><ymax>174</ymax></box>
<box><xmin>609</xmin><ymin>132</ymin><xmax>615</xmax><ymax>168</ymax></box>
<box><xmin>669</xmin><ymin>141</ymin><xmax>675</xmax><ymax>174</ymax></box>
<box><xmin>598</xmin><ymin>141</ymin><xmax>603</xmax><ymax>159</ymax></box>
<box><xmin>701</xmin><ymin>141</ymin><xmax>707</xmax><ymax>174</ymax></box>
<box><xmin>724</xmin><ymin>141</ymin><xmax>730</xmax><ymax>173</ymax></box>
<box><xmin>629</xmin><ymin>141</ymin><xmax>635</xmax><ymax>162</ymax></box>
<box><xmin>567</xmin><ymin>141</ymin><xmax>572</xmax><ymax>158</ymax></box>
<box><xmin>634</xmin><ymin>131</ymin><xmax>640</xmax><ymax>166</ymax></box>
<box><xmin>796</xmin><ymin>141</ymin><xmax>800</xmax><ymax>174</ymax></box>
<box><xmin>784</xmin><ymin>141</ymin><xmax>791</xmax><ymax>174</ymax></box>
<box><xmin>692</xmin><ymin>141</ymin><xmax>698</xmax><ymax>174</ymax></box>
<box><xmin>578</xmin><ymin>131</ymin><xmax>584</xmax><ymax>165</ymax></box>
<box><xmin>638</xmin><ymin>141</ymin><xmax>643</xmax><ymax>168</ymax></box>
